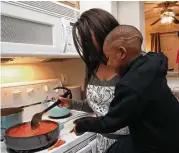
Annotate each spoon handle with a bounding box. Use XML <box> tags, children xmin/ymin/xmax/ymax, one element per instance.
<box><xmin>41</xmin><ymin>90</ymin><xmax>71</xmax><ymax>114</ymax></box>
<box><xmin>42</xmin><ymin>100</ymin><xmax>61</xmax><ymax>114</ymax></box>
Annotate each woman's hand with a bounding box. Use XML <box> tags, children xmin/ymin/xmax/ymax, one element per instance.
<box><xmin>58</xmin><ymin>97</ymin><xmax>72</xmax><ymax>108</ymax></box>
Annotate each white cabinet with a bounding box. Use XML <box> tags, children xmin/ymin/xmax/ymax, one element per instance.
<box><xmin>1</xmin><ymin>1</ymin><xmax>80</xmax><ymax>58</ymax></box>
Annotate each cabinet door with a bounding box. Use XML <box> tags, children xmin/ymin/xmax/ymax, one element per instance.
<box><xmin>1</xmin><ymin>2</ymin><xmax>64</xmax><ymax>56</ymax></box>
<box><xmin>59</xmin><ymin>1</ymin><xmax>80</xmax><ymax>9</ymax></box>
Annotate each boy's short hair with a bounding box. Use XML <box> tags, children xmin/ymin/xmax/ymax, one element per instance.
<box><xmin>104</xmin><ymin>25</ymin><xmax>143</xmax><ymax>52</ymax></box>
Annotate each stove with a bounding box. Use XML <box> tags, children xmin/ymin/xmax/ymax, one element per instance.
<box><xmin>1</xmin><ymin>79</ymin><xmax>96</xmax><ymax>153</ymax></box>
<box><xmin>6</xmin><ymin>141</ymin><xmax>56</xmax><ymax>153</ymax></box>
<box><xmin>1</xmin><ymin>110</ymin><xmax>96</xmax><ymax>153</ymax></box>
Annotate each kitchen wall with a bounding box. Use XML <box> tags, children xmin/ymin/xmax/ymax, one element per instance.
<box><xmin>1</xmin><ymin>59</ymin><xmax>85</xmax><ymax>86</ymax></box>
<box><xmin>80</xmin><ymin>1</ymin><xmax>118</xmax><ymax>19</ymax></box>
<box><xmin>117</xmin><ymin>1</ymin><xmax>146</xmax><ymax>50</ymax></box>
<box><xmin>145</xmin><ymin>17</ymin><xmax>179</xmax><ymax>71</ymax></box>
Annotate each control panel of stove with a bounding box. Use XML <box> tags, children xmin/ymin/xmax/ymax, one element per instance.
<box><xmin>1</xmin><ymin>79</ymin><xmax>63</xmax><ymax>108</ymax></box>
<box><xmin>1</xmin><ymin>79</ymin><xmax>64</xmax><ymax>121</ymax></box>
<box><xmin>64</xmin><ymin>134</ymin><xmax>96</xmax><ymax>153</ymax></box>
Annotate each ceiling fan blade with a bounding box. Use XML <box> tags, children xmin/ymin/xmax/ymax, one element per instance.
<box><xmin>175</xmin><ymin>13</ymin><xmax>179</xmax><ymax>16</ymax></box>
<box><xmin>156</xmin><ymin>1</ymin><xmax>178</xmax><ymax>8</ymax></box>
<box><xmin>151</xmin><ymin>18</ymin><xmax>161</xmax><ymax>26</ymax></box>
<box><xmin>172</xmin><ymin>17</ymin><xmax>179</xmax><ymax>24</ymax></box>
<box><xmin>144</xmin><ymin>2</ymin><xmax>157</xmax><ymax>4</ymax></box>
<box><xmin>168</xmin><ymin>4</ymin><xmax>179</xmax><ymax>7</ymax></box>
<box><xmin>170</xmin><ymin>1</ymin><xmax>178</xmax><ymax>4</ymax></box>
<box><xmin>153</xmin><ymin>6</ymin><xmax>163</xmax><ymax>8</ymax></box>
<box><xmin>145</xmin><ymin>8</ymin><xmax>159</xmax><ymax>14</ymax></box>
<box><xmin>169</xmin><ymin>1</ymin><xmax>178</xmax><ymax>5</ymax></box>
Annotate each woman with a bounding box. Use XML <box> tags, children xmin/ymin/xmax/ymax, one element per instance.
<box><xmin>59</xmin><ymin>8</ymin><xmax>132</xmax><ymax>153</ymax></box>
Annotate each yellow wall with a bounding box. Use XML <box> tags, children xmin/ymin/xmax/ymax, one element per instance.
<box><xmin>1</xmin><ymin>59</ymin><xmax>85</xmax><ymax>85</ymax></box>
<box><xmin>145</xmin><ymin>17</ymin><xmax>179</xmax><ymax>71</ymax></box>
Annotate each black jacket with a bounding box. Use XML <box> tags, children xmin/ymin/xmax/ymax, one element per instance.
<box><xmin>75</xmin><ymin>52</ymin><xmax>179</xmax><ymax>153</ymax></box>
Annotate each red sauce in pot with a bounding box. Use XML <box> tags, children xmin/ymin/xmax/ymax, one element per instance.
<box><xmin>7</xmin><ymin>121</ymin><xmax>58</xmax><ymax>137</ymax></box>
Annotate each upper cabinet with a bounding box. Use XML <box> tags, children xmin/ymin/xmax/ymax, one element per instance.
<box><xmin>59</xmin><ymin>1</ymin><xmax>80</xmax><ymax>9</ymax></box>
<box><xmin>1</xmin><ymin>1</ymin><xmax>80</xmax><ymax>58</ymax></box>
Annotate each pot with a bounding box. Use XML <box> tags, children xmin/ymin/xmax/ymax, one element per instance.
<box><xmin>45</xmin><ymin>86</ymin><xmax>72</xmax><ymax>118</ymax></box>
<box><xmin>4</xmin><ymin>120</ymin><xmax>60</xmax><ymax>151</ymax></box>
<box><xmin>1</xmin><ymin>102</ymin><xmax>46</xmax><ymax>138</ymax></box>
<box><xmin>1</xmin><ymin>108</ymin><xmax>23</xmax><ymax>137</ymax></box>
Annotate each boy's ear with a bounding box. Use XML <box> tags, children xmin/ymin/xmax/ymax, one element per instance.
<box><xmin>118</xmin><ymin>46</ymin><xmax>127</xmax><ymax>59</ymax></box>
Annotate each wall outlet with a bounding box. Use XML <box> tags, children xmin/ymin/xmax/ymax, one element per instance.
<box><xmin>61</xmin><ymin>74</ymin><xmax>68</xmax><ymax>85</ymax></box>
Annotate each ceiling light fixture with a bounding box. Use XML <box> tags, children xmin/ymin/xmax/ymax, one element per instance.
<box><xmin>160</xmin><ymin>11</ymin><xmax>175</xmax><ymax>24</ymax></box>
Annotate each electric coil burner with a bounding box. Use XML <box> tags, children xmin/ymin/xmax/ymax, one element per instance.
<box><xmin>48</xmin><ymin>113</ymin><xmax>72</xmax><ymax>119</ymax></box>
<box><xmin>6</xmin><ymin>141</ymin><xmax>57</xmax><ymax>153</ymax></box>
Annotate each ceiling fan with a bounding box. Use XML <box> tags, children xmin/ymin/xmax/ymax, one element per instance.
<box><xmin>150</xmin><ymin>1</ymin><xmax>179</xmax><ymax>26</ymax></box>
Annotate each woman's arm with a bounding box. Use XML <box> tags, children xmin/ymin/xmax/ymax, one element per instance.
<box><xmin>69</xmin><ymin>99</ymin><xmax>94</xmax><ymax>113</ymax></box>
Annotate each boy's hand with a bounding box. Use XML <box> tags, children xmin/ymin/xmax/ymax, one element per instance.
<box><xmin>70</xmin><ymin>126</ymin><xmax>84</xmax><ymax>136</ymax></box>
<box><xmin>70</xmin><ymin>117</ymin><xmax>96</xmax><ymax>135</ymax></box>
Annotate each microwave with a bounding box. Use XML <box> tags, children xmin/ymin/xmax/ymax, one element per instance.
<box><xmin>1</xmin><ymin>1</ymin><xmax>80</xmax><ymax>57</ymax></box>
<box><xmin>62</xmin><ymin>18</ymin><xmax>77</xmax><ymax>54</ymax></box>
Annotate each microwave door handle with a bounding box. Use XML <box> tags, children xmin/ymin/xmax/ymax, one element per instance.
<box><xmin>62</xmin><ymin>20</ymin><xmax>68</xmax><ymax>53</ymax></box>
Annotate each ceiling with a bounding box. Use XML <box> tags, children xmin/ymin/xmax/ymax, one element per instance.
<box><xmin>144</xmin><ymin>1</ymin><xmax>179</xmax><ymax>19</ymax></box>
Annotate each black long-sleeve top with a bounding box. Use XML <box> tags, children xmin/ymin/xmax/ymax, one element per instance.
<box><xmin>75</xmin><ymin>52</ymin><xmax>179</xmax><ymax>153</ymax></box>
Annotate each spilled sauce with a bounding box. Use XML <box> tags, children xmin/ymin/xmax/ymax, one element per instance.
<box><xmin>48</xmin><ymin>140</ymin><xmax>66</xmax><ymax>151</ymax></box>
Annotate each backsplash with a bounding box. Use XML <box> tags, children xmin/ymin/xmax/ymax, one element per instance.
<box><xmin>1</xmin><ymin>58</ymin><xmax>85</xmax><ymax>86</ymax></box>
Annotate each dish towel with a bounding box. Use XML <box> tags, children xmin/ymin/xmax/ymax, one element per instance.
<box><xmin>89</xmin><ymin>139</ymin><xmax>97</xmax><ymax>153</ymax></box>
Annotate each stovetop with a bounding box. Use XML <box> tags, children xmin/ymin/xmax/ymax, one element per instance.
<box><xmin>1</xmin><ymin>110</ymin><xmax>96</xmax><ymax>153</ymax></box>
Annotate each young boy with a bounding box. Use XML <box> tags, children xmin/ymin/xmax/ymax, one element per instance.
<box><xmin>73</xmin><ymin>25</ymin><xmax>179</xmax><ymax>153</ymax></box>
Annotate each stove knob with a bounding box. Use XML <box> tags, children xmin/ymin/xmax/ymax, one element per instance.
<box><xmin>54</xmin><ymin>89</ymin><xmax>59</xmax><ymax>93</ymax></box>
<box><xmin>44</xmin><ymin>85</ymin><xmax>48</xmax><ymax>92</ymax></box>
<box><xmin>27</xmin><ymin>88</ymin><xmax>34</xmax><ymax>93</ymax></box>
<box><xmin>13</xmin><ymin>90</ymin><xmax>21</xmax><ymax>95</ymax></box>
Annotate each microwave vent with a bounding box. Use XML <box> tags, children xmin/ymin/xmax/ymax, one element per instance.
<box><xmin>7</xmin><ymin>1</ymin><xmax>80</xmax><ymax>20</ymax></box>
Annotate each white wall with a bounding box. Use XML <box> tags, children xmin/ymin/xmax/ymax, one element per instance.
<box><xmin>1</xmin><ymin>59</ymin><xmax>86</xmax><ymax>86</ymax></box>
<box><xmin>80</xmin><ymin>1</ymin><xmax>118</xmax><ymax>19</ymax></box>
<box><xmin>80</xmin><ymin>1</ymin><xmax>146</xmax><ymax>50</ymax></box>
<box><xmin>117</xmin><ymin>1</ymin><xmax>146</xmax><ymax>50</ymax></box>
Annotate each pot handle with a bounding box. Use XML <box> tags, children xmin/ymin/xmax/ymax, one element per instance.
<box><xmin>59</xmin><ymin>125</ymin><xmax>64</xmax><ymax>131</ymax></box>
<box><xmin>1</xmin><ymin>127</ymin><xmax>6</xmax><ymax>141</ymax></box>
<box><xmin>1</xmin><ymin>135</ymin><xmax>4</xmax><ymax>142</ymax></box>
